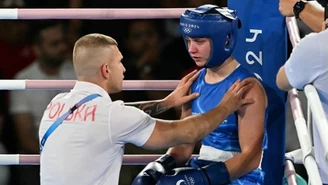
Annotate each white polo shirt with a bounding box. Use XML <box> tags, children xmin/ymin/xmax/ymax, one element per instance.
<box><xmin>285</xmin><ymin>29</ymin><xmax>328</xmax><ymax>183</ymax></box>
<box><xmin>39</xmin><ymin>81</ymin><xmax>156</xmax><ymax>185</ymax></box>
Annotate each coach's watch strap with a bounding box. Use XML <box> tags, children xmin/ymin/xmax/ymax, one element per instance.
<box><xmin>293</xmin><ymin>0</ymin><xmax>307</xmax><ymax>19</ymax></box>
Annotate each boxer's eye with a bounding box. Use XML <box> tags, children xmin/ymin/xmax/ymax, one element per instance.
<box><xmin>194</xmin><ymin>39</ymin><xmax>206</xmax><ymax>44</ymax></box>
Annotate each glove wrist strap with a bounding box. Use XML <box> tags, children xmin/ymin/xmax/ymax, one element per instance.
<box><xmin>156</xmin><ymin>154</ymin><xmax>176</xmax><ymax>172</ymax></box>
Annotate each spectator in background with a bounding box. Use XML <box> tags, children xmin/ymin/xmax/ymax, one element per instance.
<box><xmin>22</xmin><ymin>0</ymin><xmax>83</xmax><ymax>61</ymax></box>
<box><xmin>0</xmin><ymin>0</ymin><xmax>35</xmax><ymax>79</ymax></box>
<box><xmin>9</xmin><ymin>20</ymin><xmax>75</xmax><ymax>185</ymax></box>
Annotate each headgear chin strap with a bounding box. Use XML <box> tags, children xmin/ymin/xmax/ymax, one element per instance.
<box><xmin>180</xmin><ymin>4</ymin><xmax>240</xmax><ymax>68</ymax></box>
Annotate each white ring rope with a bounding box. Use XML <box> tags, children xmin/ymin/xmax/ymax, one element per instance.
<box><xmin>304</xmin><ymin>85</ymin><xmax>328</xmax><ymax>162</ymax></box>
<box><xmin>0</xmin><ymin>80</ymin><xmax>179</xmax><ymax>90</ymax></box>
<box><xmin>0</xmin><ymin>8</ymin><xmax>188</xmax><ymax>20</ymax></box>
<box><xmin>289</xmin><ymin>89</ymin><xmax>322</xmax><ymax>184</ymax></box>
<box><xmin>0</xmin><ymin>154</ymin><xmax>199</xmax><ymax>165</ymax></box>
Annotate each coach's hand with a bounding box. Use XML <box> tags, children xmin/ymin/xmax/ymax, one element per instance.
<box><xmin>220</xmin><ymin>78</ymin><xmax>255</xmax><ymax>114</ymax></box>
<box><xmin>163</xmin><ymin>70</ymin><xmax>200</xmax><ymax>108</ymax></box>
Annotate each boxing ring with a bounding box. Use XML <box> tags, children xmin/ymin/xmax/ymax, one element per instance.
<box><xmin>0</xmin><ymin>7</ymin><xmax>325</xmax><ymax>185</ymax></box>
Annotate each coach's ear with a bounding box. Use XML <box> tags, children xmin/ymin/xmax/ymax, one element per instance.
<box><xmin>101</xmin><ymin>63</ymin><xmax>110</xmax><ymax>79</ymax></box>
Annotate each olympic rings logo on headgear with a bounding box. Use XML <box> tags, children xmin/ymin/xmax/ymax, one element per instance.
<box><xmin>183</xmin><ymin>27</ymin><xmax>192</xmax><ymax>33</ymax></box>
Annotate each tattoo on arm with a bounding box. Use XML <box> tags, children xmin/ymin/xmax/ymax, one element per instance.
<box><xmin>125</xmin><ymin>101</ymin><xmax>169</xmax><ymax>116</ymax></box>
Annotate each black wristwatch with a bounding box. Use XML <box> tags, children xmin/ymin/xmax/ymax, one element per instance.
<box><xmin>293</xmin><ymin>0</ymin><xmax>307</xmax><ymax>19</ymax></box>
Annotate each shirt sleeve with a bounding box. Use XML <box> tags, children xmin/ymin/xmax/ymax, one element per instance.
<box><xmin>284</xmin><ymin>32</ymin><xmax>325</xmax><ymax>90</ymax></box>
<box><xmin>109</xmin><ymin>101</ymin><xmax>156</xmax><ymax>147</ymax></box>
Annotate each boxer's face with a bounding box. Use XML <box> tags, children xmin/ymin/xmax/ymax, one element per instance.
<box><xmin>186</xmin><ymin>37</ymin><xmax>211</xmax><ymax>67</ymax></box>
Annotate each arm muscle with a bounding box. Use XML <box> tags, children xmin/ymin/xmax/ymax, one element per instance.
<box><xmin>225</xmin><ymin>81</ymin><xmax>267</xmax><ymax>180</ymax></box>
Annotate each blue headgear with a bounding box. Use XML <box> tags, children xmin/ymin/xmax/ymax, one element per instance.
<box><xmin>180</xmin><ymin>5</ymin><xmax>240</xmax><ymax>68</ymax></box>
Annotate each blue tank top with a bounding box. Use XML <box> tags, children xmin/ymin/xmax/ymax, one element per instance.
<box><xmin>191</xmin><ymin>65</ymin><xmax>268</xmax><ymax>152</ymax></box>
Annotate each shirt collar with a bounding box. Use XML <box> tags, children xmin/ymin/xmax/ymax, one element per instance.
<box><xmin>72</xmin><ymin>81</ymin><xmax>112</xmax><ymax>102</ymax></box>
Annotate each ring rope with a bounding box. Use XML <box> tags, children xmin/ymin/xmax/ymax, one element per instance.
<box><xmin>0</xmin><ymin>80</ymin><xmax>179</xmax><ymax>90</ymax></box>
<box><xmin>0</xmin><ymin>154</ymin><xmax>199</xmax><ymax>165</ymax></box>
<box><xmin>0</xmin><ymin>8</ymin><xmax>188</xmax><ymax>20</ymax></box>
